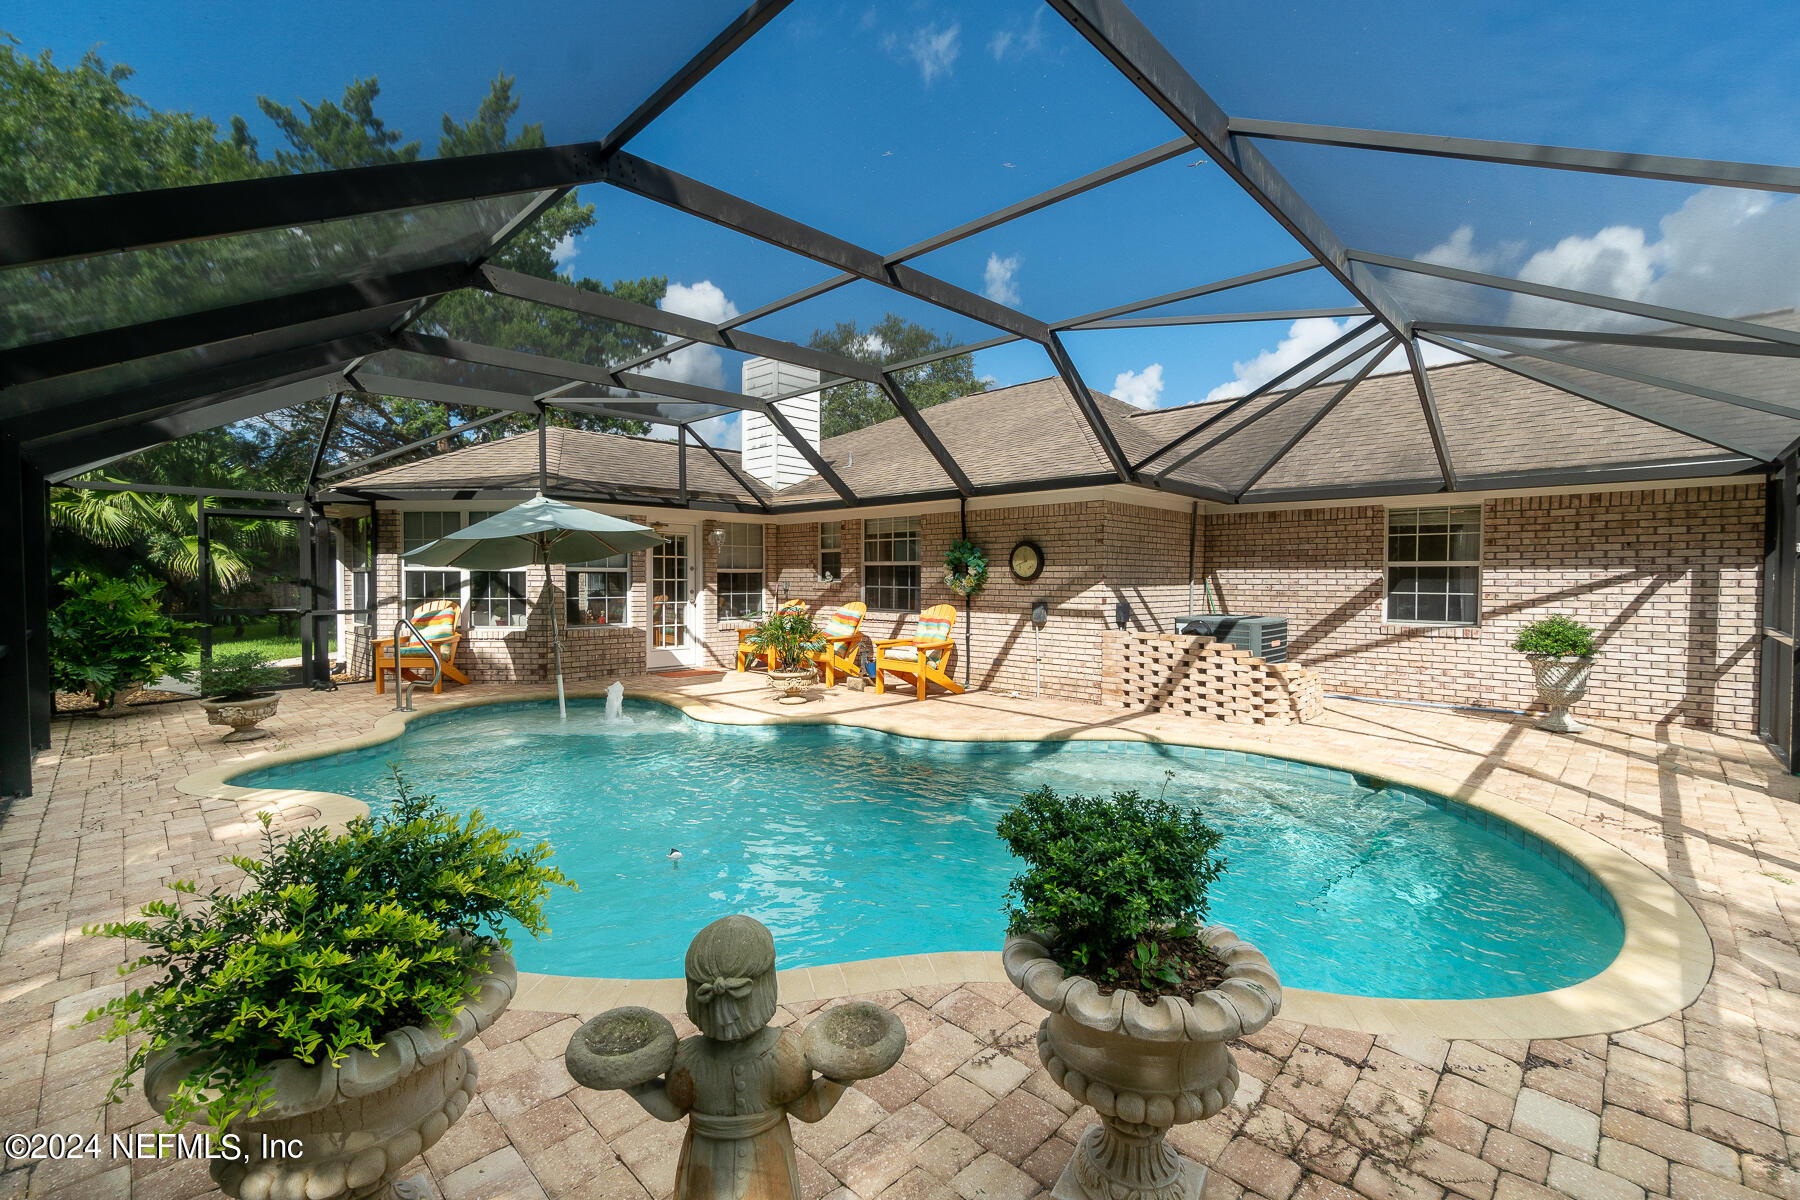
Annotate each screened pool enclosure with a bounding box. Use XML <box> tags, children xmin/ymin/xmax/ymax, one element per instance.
<box><xmin>4</xmin><ymin>0</ymin><xmax>1800</xmax><ymax>793</ymax></box>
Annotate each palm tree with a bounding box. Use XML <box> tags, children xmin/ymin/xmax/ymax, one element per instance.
<box><xmin>52</xmin><ymin>480</ymin><xmax>261</xmax><ymax>590</ymax></box>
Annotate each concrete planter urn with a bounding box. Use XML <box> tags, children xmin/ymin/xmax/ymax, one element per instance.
<box><xmin>764</xmin><ymin>666</ymin><xmax>816</xmax><ymax>705</ymax></box>
<box><xmin>1003</xmin><ymin>927</ymin><xmax>1281</xmax><ymax>1200</ymax></box>
<box><xmin>1525</xmin><ymin>654</ymin><xmax>1594</xmax><ymax>733</ymax></box>
<box><xmin>144</xmin><ymin>948</ymin><xmax>516</xmax><ymax>1200</ymax></box>
<box><xmin>199</xmin><ymin>692</ymin><xmax>280</xmax><ymax>742</ymax></box>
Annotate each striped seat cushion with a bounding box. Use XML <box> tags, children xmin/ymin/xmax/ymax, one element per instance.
<box><xmin>883</xmin><ymin>643</ymin><xmax>947</xmax><ymax>665</ymax></box>
<box><xmin>777</xmin><ymin>599</ymin><xmax>808</xmax><ymax>615</ymax></box>
<box><xmin>819</xmin><ymin>606</ymin><xmax>863</xmax><ymax>639</ymax></box>
<box><xmin>886</xmin><ymin>614</ymin><xmax>952</xmax><ymax>664</ymax></box>
<box><xmin>409</xmin><ymin>601</ymin><xmax>460</xmax><ymax>642</ymax></box>
<box><xmin>916</xmin><ymin>615</ymin><xmax>953</xmax><ymax>642</ymax></box>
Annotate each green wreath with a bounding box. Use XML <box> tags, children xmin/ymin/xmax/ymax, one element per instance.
<box><xmin>943</xmin><ymin>538</ymin><xmax>989</xmax><ymax>599</ymax></box>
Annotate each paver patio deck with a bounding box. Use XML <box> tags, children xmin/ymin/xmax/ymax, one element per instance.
<box><xmin>1</xmin><ymin>674</ymin><xmax>1795</xmax><ymax>1200</ymax></box>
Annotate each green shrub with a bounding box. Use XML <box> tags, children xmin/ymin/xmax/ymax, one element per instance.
<box><xmin>48</xmin><ymin>571</ymin><xmax>196</xmax><ymax>709</ymax></box>
<box><xmin>1512</xmin><ymin>614</ymin><xmax>1597</xmax><ymax>658</ymax></box>
<box><xmin>83</xmin><ymin>768</ymin><xmax>575</xmax><ymax>1132</ymax></box>
<box><xmin>197</xmin><ymin>650</ymin><xmax>284</xmax><ymax>700</ymax></box>
<box><xmin>745</xmin><ymin>608</ymin><xmax>825</xmax><ymax>669</ymax></box>
<box><xmin>996</xmin><ymin>786</ymin><xmax>1226</xmax><ymax>989</ymax></box>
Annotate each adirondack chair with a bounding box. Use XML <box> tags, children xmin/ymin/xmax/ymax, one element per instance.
<box><xmin>808</xmin><ymin>601</ymin><xmax>868</xmax><ymax>686</ymax></box>
<box><xmin>735</xmin><ymin>599</ymin><xmax>810</xmax><ymax>672</ymax></box>
<box><xmin>373</xmin><ymin>598</ymin><xmax>471</xmax><ymax>695</ymax></box>
<box><xmin>873</xmin><ymin>604</ymin><xmax>964</xmax><ymax>700</ymax></box>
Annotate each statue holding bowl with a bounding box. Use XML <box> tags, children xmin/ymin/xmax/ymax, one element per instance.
<box><xmin>565</xmin><ymin>915</ymin><xmax>906</xmax><ymax>1200</ymax></box>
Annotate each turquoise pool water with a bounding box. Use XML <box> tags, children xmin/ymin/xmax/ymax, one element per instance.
<box><xmin>236</xmin><ymin>699</ymin><xmax>1624</xmax><ymax>999</ymax></box>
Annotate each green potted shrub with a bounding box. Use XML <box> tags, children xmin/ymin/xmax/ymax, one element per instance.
<box><xmin>84</xmin><ymin>769</ymin><xmax>573</xmax><ymax>1200</ymax></box>
<box><xmin>1512</xmin><ymin>614</ymin><xmax>1598</xmax><ymax>733</ymax></box>
<box><xmin>197</xmin><ymin>650</ymin><xmax>286</xmax><ymax>741</ymax></box>
<box><xmin>996</xmin><ymin>786</ymin><xmax>1281</xmax><ymax>1200</ymax></box>
<box><xmin>745</xmin><ymin>608</ymin><xmax>826</xmax><ymax>704</ymax></box>
<box><xmin>48</xmin><ymin>571</ymin><xmax>196</xmax><ymax>715</ymax></box>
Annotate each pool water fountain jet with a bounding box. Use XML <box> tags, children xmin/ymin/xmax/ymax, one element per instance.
<box><xmin>604</xmin><ymin>681</ymin><xmax>625</xmax><ymax>723</ymax></box>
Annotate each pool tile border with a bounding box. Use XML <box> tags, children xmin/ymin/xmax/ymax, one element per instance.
<box><xmin>174</xmin><ymin>682</ymin><xmax>1712</xmax><ymax>1042</ymax></box>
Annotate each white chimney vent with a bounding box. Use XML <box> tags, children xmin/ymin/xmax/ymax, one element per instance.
<box><xmin>740</xmin><ymin>357</ymin><xmax>822</xmax><ymax>491</ymax></box>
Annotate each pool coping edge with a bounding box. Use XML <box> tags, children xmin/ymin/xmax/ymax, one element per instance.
<box><xmin>173</xmin><ymin>682</ymin><xmax>1713</xmax><ymax>1042</ymax></box>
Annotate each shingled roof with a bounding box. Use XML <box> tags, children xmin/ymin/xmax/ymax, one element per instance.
<box><xmin>339</xmin><ymin>347</ymin><xmax>1785</xmax><ymax>509</ymax></box>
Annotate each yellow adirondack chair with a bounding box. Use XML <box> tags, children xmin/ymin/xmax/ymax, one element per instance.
<box><xmin>873</xmin><ymin>604</ymin><xmax>964</xmax><ymax>700</ymax></box>
<box><xmin>735</xmin><ymin>599</ymin><xmax>809</xmax><ymax>672</ymax></box>
<box><xmin>373</xmin><ymin>599</ymin><xmax>471</xmax><ymax>694</ymax></box>
<box><xmin>808</xmin><ymin>601</ymin><xmax>867</xmax><ymax>686</ymax></box>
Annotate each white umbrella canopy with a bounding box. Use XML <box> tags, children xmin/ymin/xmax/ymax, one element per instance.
<box><xmin>406</xmin><ymin>495</ymin><xmax>664</xmax><ymax>716</ymax></box>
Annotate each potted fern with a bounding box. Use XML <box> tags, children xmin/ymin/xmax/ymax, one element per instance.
<box><xmin>197</xmin><ymin>651</ymin><xmax>285</xmax><ymax>741</ymax></box>
<box><xmin>997</xmin><ymin>786</ymin><xmax>1280</xmax><ymax>1200</ymax></box>
<box><xmin>84</xmin><ymin>770</ymin><xmax>573</xmax><ymax>1200</ymax></box>
<box><xmin>1513</xmin><ymin>614</ymin><xmax>1598</xmax><ymax>732</ymax></box>
<box><xmin>745</xmin><ymin>608</ymin><xmax>826</xmax><ymax>704</ymax></box>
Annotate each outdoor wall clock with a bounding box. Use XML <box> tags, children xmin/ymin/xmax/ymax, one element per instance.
<box><xmin>1009</xmin><ymin>540</ymin><xmax>1045</xmax><ymax>582</ymax></box>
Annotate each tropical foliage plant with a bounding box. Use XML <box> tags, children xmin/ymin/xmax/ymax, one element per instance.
<box><xmin>197</xmin><ymin>651</ymin><xmax>284</xmax><ymax>700</ymax></box>
<box><xmin>997</xmin><ymin>786</ymin><xmax>1227</xmax><ymax>992</ymax></box>
<box><xmin>83</xmin><ymin>769</ymin><xmax>574</xmax><ymax>1132</ymax></box>
<box><xmin>1512</xmin><ymin>614</ymin><xmax>1598</xmax><ymax>658</ymax></box>
<box><xmin>745</xmin><ymin>608</ymin><xmax>827</xmax><ymax>672</ymax></box>
<box><xmin>48</xmin><ymin>571</ymin><xmax>197</xmax><ymax>708</ymax></box>
<box><xmin>942</xmin><ymin>539</ymin><xmax>989</xmax><ymax>598</ymax></box>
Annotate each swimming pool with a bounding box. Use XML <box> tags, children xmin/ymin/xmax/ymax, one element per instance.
<box><xmin>235</xmin><ymin>698</ymin><xmax>1624</xmax><ymax>999</ymax></box>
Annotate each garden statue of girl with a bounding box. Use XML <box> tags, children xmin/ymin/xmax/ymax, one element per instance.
<box><xmin>565</xmin><ymin>915</ymin><xmax>906</xmax><ymax>1200</ymax></box>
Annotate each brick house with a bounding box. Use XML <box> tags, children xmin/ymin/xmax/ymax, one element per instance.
<box><xmin>331</xmin><ymin>355</ymin><xmax>1769</xmax><ymax>732</ymax></box>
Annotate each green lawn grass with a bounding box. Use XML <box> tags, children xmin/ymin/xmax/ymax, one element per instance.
<box><xmin>180</xmin><ymin>616</ymin><xmax>336</xmax><ymax>668</ymax></box>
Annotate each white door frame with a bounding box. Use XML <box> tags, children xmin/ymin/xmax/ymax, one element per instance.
<box><xmin>647</xmin><ymin>524</ymin><xmax>700</xmax><ymax>670</ymax></box>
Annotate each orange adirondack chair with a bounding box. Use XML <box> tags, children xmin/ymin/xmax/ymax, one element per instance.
<box><xmin>735</xmin><ymin>599</ymin><xmax>809</xmax><ymax>672</ymax></box>
<box><xmin>373</xmin><ymin>599</ymin><xmax>471</xmax><ymax>694</ymax></box>
<box><xmin>808</xmin><ymin>601</ymin><xmax>867</xmax><ymax>686</ymax></box>
<box><xmin>873</xmin><ymin>604</ymin><xmax>964</xmax><ymax>700</ymax></box>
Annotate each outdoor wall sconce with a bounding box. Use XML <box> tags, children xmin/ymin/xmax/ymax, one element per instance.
<box><xmin>707</xmin><ymin>525</ymin><xmax>727</xmax><ymax>547</ymax></box>
<box><xmin>1114</xmin><ymin>600</ymin><xmax>1132</xmax><ymax>630</ymax></box>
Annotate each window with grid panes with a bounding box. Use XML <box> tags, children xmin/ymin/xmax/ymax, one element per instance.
<box><xmin>819</xmin><ymin>522</ymin><xmax>842</xmax><ymax>582</ymax></box>
<box><xmin>716</xmin><ymin>524</ymin><xmax>766</xmax><ymax>620</ymax></box>
<box><xmin>862</xmin><ymin>516</ymin><xmax>920</xmax><ymax>611</ymax></box>
<box><xmin>464</xmin><ymin>510</ymin><xmax>529</xmax><ymax>627</ymax></box>
<box><xmin>566</xmin><ymin>552</ymin><xmax>630</xmax><ymax>626</ymax></box>
<box><xmin>401</xmin><ymin>511</ymin><xmax>463</xmax><ymax>615</ymax></box>
<box><xmin>1385</xmin><ymin>505</ymin><xmax>1481</xmax><ymax>625</ymax></box>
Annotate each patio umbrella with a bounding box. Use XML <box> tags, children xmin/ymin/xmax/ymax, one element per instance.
<box><xmin>405</xmin><ymin>495</ymin><xmax>664</xmax><ymax>717</ymax></box>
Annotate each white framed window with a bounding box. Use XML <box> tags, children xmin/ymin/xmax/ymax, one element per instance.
<box><xmin>400</xmin><ymin>510</ymin><xmax>531</xmax><ymax>629</ymax></box>
<box><xmin>863</xmin><ymin>516</ymin><xmax>921</xmax><ymax>611</ymax></box>
<box><xmin>819</xmin><ymin>522</ymin><xmax>842</xmax><ymax>582</ymax></box>
<box><xmin>716</xmin><ymin>524</ymin><xmax>766</xmax><ymax>620</ymax></box>
<box><xmin>1385</xmin><ymin>505</ymin><xmax>1481</xmax><ymax>625</ymax></box>
<box><xmin>464</xmin><ymin>510</ymin><xmax>529</xmax><ymax>628</ymax></box>
<box><xmin>402</xmin><ymin>511</ymin><xmax>464</xmax><ymax>615</ymax></box>
<box><xmin>567</xmin><ymin>552</ymin><xmax>630</xmax><ymax>626</ymax></box>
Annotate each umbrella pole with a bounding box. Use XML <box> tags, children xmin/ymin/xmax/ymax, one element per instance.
<box><xmin>544</xmin><ymin>541</ymin><xmax>567</xmax><ymax>719</ymax></box>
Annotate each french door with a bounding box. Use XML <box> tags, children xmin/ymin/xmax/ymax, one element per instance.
<box><xmin>647</xmin><ymin>528</ymin><xmax>700</xmax><ymax>669</ymax></box>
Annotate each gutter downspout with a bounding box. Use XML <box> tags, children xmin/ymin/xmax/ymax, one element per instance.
<box><xmin>1187</xmin><ymin>500</ymin><xmax>1198</xmax><ymax>615</ymax></box>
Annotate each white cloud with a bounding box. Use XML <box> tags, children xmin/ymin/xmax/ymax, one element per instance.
<box><xmin>1112</xmin><ymin>363</ymin><xmax>1165</xmax><ymax>408</ymax></box>
<box><xmin>550</xmin><ymin>232</ymin><xmax>578</xmax><ymax>267</ymax></box>
<box><xmin>983</xmin><ymin>252</ymin><xmax>1021</xmax><ymax>306</ymax></box>
<box><xmin>884</xmin><ymin>22</ymin><xmax>960</xmax><ymax>84</ymax></box>
<box><xmin>1205</xmin><ymin>317</ymin><xmax>1360</xmax><ymax>400</ymax></box>
<box><xmin>855</xmin><ymin>332</ymin><xmax>891</xmax><ymax>359</ymax></box>
<box><xmin>989</xmin><ymin>9</ymin><xmax>1046</xmax><ymax>60</ymax></box>
<box><xmin>1417</xmin><ymin>189</ymin><xmax>1800</xmax><ymax>330</ymax></box>
<box><xmin>639</xmin><ymin>281</ymin><xmax>739</xmax><ymax>390</ymax></box>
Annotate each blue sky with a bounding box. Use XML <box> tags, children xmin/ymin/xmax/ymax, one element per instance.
<box><xmin>10</xmin><ymin>0</ymin><xmax>1800</xmax><ymax>448</ymax></box>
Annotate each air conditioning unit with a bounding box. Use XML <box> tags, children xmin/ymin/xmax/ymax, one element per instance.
<box><xmin>1175</xmin><ymin>615</ymin><xmax>1289</xmax><ymax>664</ymax></box>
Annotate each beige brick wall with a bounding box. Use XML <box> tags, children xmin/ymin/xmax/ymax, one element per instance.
<box><xmin>768</xmin><ymin>500</ymin><xmax>1201</xmax><ymax>703</ymax></box>
<box><xmin>1202</xmin><ymin>485</ymin><xmax>1763</xmax><ymax>731</ymax></box>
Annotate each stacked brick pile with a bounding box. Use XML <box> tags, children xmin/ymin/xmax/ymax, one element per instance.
<box><xmin>1101</xmin><ymin>631</ymin><xmax>1325</xmax><ymax>724</ymax></box>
